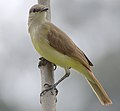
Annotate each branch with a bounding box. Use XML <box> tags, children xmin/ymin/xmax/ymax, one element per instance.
<box><xmin>38</xmin><ymin>0</ymin><xmax>51</xmax><ymax>20</ymax></box>
<box><xmin>37</xmin><ymin>0</ymin><xmax>56</xmax><ymax>111</ymax></box>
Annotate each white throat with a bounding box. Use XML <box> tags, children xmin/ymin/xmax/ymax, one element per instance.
<box><xmin>28</xmin><ymin>12</ymin><xmax>47</xmax><ymax>28</ymax></box>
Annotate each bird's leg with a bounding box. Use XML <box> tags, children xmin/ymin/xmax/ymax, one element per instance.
<box><xmin>52</xmin><ymin>70</ymin><xmax>70</xmax><ymax>88</ymax></box>
<box><xmin>40</xmin><ymin>68</ymin><xmax>70</xmax><ymax>96</ymax></box>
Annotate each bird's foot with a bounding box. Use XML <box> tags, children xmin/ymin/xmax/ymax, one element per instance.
<box><xmin>53</xmin><ymin>64</ymin><xmax>57</xmax><ymax>70</ymax></box>
<box><xmin>38</xmin><ymin>57</ymin><xmax>57</xmax><ymax>70</ymax></box>
<box><xmin>40</xmin><ymin>84</ymin><xmax>58</xmax><ymax>96</ymax></box>
<box><xmin>38</xmin><ymin>57</ymin><xmax>48</xmax><ymax>68</ymax></box>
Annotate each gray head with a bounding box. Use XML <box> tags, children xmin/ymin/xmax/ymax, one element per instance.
<box><xmin>29</xmin><ymin>4</ymin><xmax>48</xmax><ymax>14</ymax></box>
<box><xmin>28</xmin><ymin>4</ymin><xmax>48</xmax><ymax>26</ymax></box>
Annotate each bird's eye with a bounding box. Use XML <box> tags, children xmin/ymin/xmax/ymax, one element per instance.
<box><xmin>29</xmin><ymin>8</ymin><xmax>38</xmax><ymax>13</ymax></box>
<box><xmin>33</xmin><ymin>8</ymin><xmax>37</xmax><ymax>13</ymax></box>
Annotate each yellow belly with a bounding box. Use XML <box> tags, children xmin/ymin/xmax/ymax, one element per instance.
<box><xmin>32</xmin><ymin>36</ymin><xmax>85</xmax><ymax>70</ymax></box>
<box><xmin>31</xmin><ymin>35</ymin><xmax>93</xmax><ymax>82</ymax></box>
<box><xmin>34</xmin><ymin>37</ymin><xmax>74</xmax><ymax>68</ymax></box>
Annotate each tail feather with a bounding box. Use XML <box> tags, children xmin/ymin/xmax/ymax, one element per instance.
<box><xmin>86</xmin><ymin>71</ymin><xmax>112</xmax><ymax>105</ymax></box>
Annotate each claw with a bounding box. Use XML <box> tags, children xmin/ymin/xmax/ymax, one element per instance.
<box><xmin>53</xmin><ymin>64</ymin><xmax>57</xmax><ymax>70</ymax></box>
<box><xmin>39</xmin><ymin>57</ymin><xmax>44</xmax><ymax>61</ymax></box>
<box><xmin>38</xmin><ymin>57</ymin><xmax>48</xmax><ymax>67</ymax></box>
<box><xmin>40</xmin><ymin>88</ymin><xmax>52</xmax><ymax>96</ymax></box>
<box><xmin>40</xmin><ymin>84</ymin><xmax>58</xmax><ymax>96</ymax></box>
<box><xmin>40</xmin><ymin>70</ymin><xmax>70</xmax><ymax>96</ymax></box>
<box><xmin>54</xmin><ymin>88</ymin><xmax>58</xmax><ymax>96</ymax></box>
<box><xmin>44</xmin><ymin>83</ymin><xmax>51</xmax><ymax>88</ymax></box>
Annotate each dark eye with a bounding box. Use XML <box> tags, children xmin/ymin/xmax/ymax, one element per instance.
<box><xmin>33</xmin><ymin>8</ymin><xmax>37</xmax><ymax>12</ymax></box>
<box><xmin>29</xmin><ymin>8</ymin><xmax>39</xmax><ymax>13</ymax></box>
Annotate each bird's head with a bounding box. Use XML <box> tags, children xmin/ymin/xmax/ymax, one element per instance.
<box><xmin>28</xmin><ymin>4</ymin><xmax>48</xmax><ymax>26</ymax></box>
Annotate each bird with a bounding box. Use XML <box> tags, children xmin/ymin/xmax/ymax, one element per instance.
<box><xmin>28</xmin><ymin>4</ymin><xmax>112</xmax><ymax>105</ymax></box>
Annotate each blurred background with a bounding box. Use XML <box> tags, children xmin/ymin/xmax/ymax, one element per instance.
<box><xmin>0</xmin><ymin>0</ymin><xmax>120</xmax><ymax>111</ymax></box>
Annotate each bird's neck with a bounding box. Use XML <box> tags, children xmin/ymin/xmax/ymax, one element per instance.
<box><xmin>37</xmin><ymin>13</ymin><xmax>47</xmax><ymax>24</ymax></box>
<box><xmin>28</xmin><ymin>13</ymin><xmax>47</xmax><ymax>29</ymax></box>
<box><xmin>28</xmin><ymin>14</ymin><xmax>48</xmax><ymax>35</ymax></box>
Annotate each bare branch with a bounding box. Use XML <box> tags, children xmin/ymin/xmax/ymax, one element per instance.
<box><xmin>38</xmin><ymin>0</ymin><xmax>51</xmax><ymax>20</ymax></box>
<box><xmin>37</xmin><ymin>0</ymin><xmax>56</xmax><ymax>111</ymax></box>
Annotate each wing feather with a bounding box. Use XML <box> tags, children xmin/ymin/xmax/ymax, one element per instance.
<box><xmin>43</xmin><ymin>22</ymin><xmax>93</xmax><ymax>70</ymax></box>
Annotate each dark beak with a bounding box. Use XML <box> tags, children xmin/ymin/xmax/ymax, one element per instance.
<box><xmin>41</xmin><ymin>7</ymin><xmax>48</xmax><ymax>12</ymax></box>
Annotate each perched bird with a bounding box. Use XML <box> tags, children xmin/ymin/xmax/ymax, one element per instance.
<box><xmin>28</xmin><ymin>4</ymin><xmax>112</xmax><ymax>105</ymax></box>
